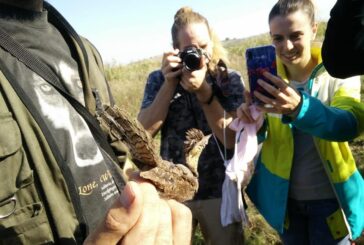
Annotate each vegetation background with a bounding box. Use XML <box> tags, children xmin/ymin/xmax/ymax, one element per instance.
<box><xmin>105</xmin><ymin>22</ymin><xmax>364</xmax><ymax>244</ymax></box>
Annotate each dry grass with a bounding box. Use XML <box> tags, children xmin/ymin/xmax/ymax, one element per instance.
<box><xmin>105</xmin><ymin>22</ymin><xmax>364</xmax><ymax>244</ymax></box>
<box><xmin>105</xmin><ymin>57</ymin><xmax>160</xmax><ymax>117</ymax></box>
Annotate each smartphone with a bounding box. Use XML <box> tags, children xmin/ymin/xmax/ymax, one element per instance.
<box><xmin>245</xmin><ymin>45</ymin><xmax>277</xmax><ymax>105</ymax></box>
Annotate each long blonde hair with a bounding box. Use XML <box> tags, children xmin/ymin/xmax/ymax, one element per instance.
<box><xmin>171</xmin><ymin>6</ymin><xmax>228</xmax><ymax>74</ymax></box>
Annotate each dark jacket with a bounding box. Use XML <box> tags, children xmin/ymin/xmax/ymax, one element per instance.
<box><xmin>322</xmin><ymin>0</ymin><xmax>364</xmax><ymax>78</ymax></box>
<box><xmin>0</xmin><ymin>3</ymin><xmax>126</xmax><ymax>244</ymax></box>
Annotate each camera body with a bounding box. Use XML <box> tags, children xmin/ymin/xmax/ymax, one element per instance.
<box><xmin>179</xmin><ymin>46</ymin><xmax>204</xmax><ymax>71</ymax></box>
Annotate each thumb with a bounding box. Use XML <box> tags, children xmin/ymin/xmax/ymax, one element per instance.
<box><xmin>84</xmin><ymin>181</ymin><xmax>143</xmax><ymax>245</ymax></box>
<box><xmin>244</xmin><ymin>90</ymin><xmax>252</xmax><ymax>105</ymax></box>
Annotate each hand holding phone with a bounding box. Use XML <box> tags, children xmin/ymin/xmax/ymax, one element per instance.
<box><xmin>245</xmin><ymin>45</ymin><xmax>277</xmax><ymax>105</ymax></box>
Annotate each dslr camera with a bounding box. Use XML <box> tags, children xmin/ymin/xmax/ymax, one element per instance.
<box><xmin>179</xmin><ymin>46</ymin><xmax>205</xmax><ymax>71</ymax></box>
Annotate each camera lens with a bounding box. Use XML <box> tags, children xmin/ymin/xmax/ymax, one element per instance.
<box><xmin>180</xmin><ymin>46</ymin><xmax>204</xmax><ymax>71</ymax></box>
<box><xmin>184</xmin><ymin>53</ymin><xmax>202</xmax><ymax>71</ymax></box>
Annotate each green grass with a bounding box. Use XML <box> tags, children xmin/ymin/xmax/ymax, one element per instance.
<box><xmin>105</xmin><ymin>21</ymin><xmax>364</xmax><ymax>244</ymax></box>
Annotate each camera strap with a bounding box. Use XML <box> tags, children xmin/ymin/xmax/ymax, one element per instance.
<box><xmin>207</xmin><ymin>60</ymin><xmax>230</xmax><ymax>162</ymax></box>
<box><xmin>212</xmin><ymin>110</ymin><xmax>228</xmax><ymax>164</ymax></box>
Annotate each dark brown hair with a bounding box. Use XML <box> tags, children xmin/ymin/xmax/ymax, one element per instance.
<box><xmin>268</xmin><ymin>0</ymin><xmax>316</xmax><ymax>25</ymax></box>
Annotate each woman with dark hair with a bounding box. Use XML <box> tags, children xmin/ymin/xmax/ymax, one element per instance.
<box><xmin>236</xmin><ymin>0</ymin><xmax>364</xmax><ymax>244</ymax></box>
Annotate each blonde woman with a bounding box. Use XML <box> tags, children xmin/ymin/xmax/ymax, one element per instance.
<box><xmin>138</xmin><ymin>7</ymin><xmax>245</xmax><ymax>245</ymax></box>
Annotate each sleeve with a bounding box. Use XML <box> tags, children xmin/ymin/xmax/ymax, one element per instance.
<box><xmin>217</xmin><ymin>70</ymin><xmax>245</xmax><ymax>112</ymax></box>
<box><xmin>140</xmin><ymin>70</ymin><xmax>165</xmax><ymax>109</ymax></box>
<box><xmin>257</xmin><ymin>119</ymin><xmax>268</xmax><ymax>144</ymax></box>
<box><xmin>284</xmin><ymin>76</ymin><xmax>362</xmax><ymax>141</ymax></box>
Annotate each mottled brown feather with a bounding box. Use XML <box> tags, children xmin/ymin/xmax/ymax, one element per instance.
<box><xmin>97</xmin><ymin>105</ymin><xmax>209</xmax><ymax>202</ymax></box>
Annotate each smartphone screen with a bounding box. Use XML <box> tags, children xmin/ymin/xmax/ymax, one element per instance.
<box><xmin>245</xmin><ymin>45</ymin><xmax>277</xmax><ymax>105</ymax></box>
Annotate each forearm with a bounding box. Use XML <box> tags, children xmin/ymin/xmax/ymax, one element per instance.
<box><xmin>201</xmin><ymin>100</ymin><xmax>236</xmax><ymax>149</ymax></box>
<box><xmin>288</xmin><ymin>92</ymin><xmax>358</xmax><ymax>141</ymax></box>
<box><xmin>138</xmin><ymin>82</ymin><xmax>177</xmax><ymax>136</ymax></box>
<box><xmin>196</xmin><ymin>83</ymin><xmax>236</xmax><ymax>149</ymax></box>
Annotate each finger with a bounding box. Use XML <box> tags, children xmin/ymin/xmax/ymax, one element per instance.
<box><xmin>261</xmin><ymin>72</ymin><xmax>285</xmax><ymax>88</ymax></box>
<box><xmin>163</xmin><ymin>65</ymin><xmax>182</xmax><ymax>84</ymax></box>
<box><xmin>237</xmin><ymin>104</ymin><xmax>255</xmax><ymax>123</ymax></box>
<box><xmin>262</xmin><ymin>72</ymin><xmax>288</xmax><ymax>90</ymax></box>
<box><xmin>257</xmin><ymin>79</ymin><xmax>281</xmax><ymax>98</ymax></box>
<box><xmin>167</xmin><ymin>200</ymin><xmax>192</xmax><ymax>245</ymax></box>
<box><xmin>243</xmin><ymin>90</ymin><xmax>252</xmax><ymax>105</ymax></box>
<box><xmin>163</xmin><ymin>65</ymin><xmax>182</xmax><ymax>80</ymax></box>
<box><xmin>162</xmin><ymin>49</ymin><xmax>180</xmax><ymax>62</ymax></box>
<box><xmin>254</xmin><ymin>90</ymin><xmax>278</xmax><ymax>107</ymax></box>
<box><xmin>121</xmin><ymin>182</ymin><xmax>160</xmax><ymax>245</ymax></box>
<box><xmin>236</xmin><ymin>104</ymin><xmax>244</xmax><ymax>118</ymax></box>
<box><xmin>258</xmin><ymin>79</ymin><xmax>296</xmax><ymax>106</ymax></box>
<box><xmin>154</xmin><ymin>201</ymin><xmax>173</xmax><ymax>245</ymax></box>
<box><xmin>84</xmin><ymin>181</ymin><xmax>142</xmax><ymax>245</ymax></box>
<box><xmin>162</xmin><ymin>50</ymin><xmax>182</xmax><ymax>73</ymax></box>
<box><xmin>256</xmin><ymin>104</ymin><xmax>276</xmax><ymax>114</ymax></box>
<box><xmin>255</xmin><ymin>97</ymin><xmax>285</xmax><ymax>114</ymax></box>
<box><xmin>169</xmin><ymin>62</ymin><xmax>183</xmax><ymax>72</ymax></box>
<box><xmin>244</xmin><ymin>107</ymin><xmax>255</xmax><ymax>123</ymax></box>
<box><xmin>163</xmin><ymin>60</ymin><xmax>182</xmax><ymax>73</ymax></box>
<box><xmin>256</xmin><ymin>79</ymin><xmax>301</xmax><ymax>112</ymax></box>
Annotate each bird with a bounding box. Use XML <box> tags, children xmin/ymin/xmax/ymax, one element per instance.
<box><xmin>97</xmin><ymin>105</ymin><xmax>210</xmax><ymax>202</ymax></box>
<box><xmin>184</xmin><ymin>128</ymin><xmax>211</xmax><ymax>176</ymax></box>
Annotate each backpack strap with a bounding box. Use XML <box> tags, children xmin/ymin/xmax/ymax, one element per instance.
<box><xmin>44</xmin><ymin>2</ymin><xmax>90</xmax><ymax>79</ymax></box>
<box><xmin>0</xmin><ymin>4</ymin><xmax>125</xmax><ymax>237</ymax></box>
<box><xmin>0</xmin><ymin>26</ymin><xmax>119</xmax><ymax>167</ymax></box>
<box><xmin>44</xmin><ymin>2</ymin><xmax>125</xmax><ymax>189</ymax></box>
<box><xmin>0</xmin><ymin>60</ymin><xmax>89</xmax><ymax>240</ymax></box>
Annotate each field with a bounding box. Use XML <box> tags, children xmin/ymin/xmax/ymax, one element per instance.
<box><xmin>105</xmin><ymin>22</ymin><xmax>364</xmax><ymax>244</ymax></box>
